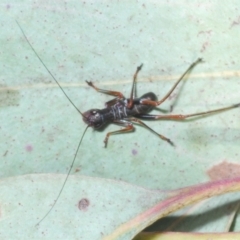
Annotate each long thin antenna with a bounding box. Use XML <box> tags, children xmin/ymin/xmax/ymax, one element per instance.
<box><xmin>16</xmin><ymin>20</ymin><xmax>89</xmax><ymax>224</ymax></box>
<box><xmin>36</xmin><ymin>125</ymin><xmax>89</xmax><ymax>226</ymax></box>
<box><xmin>16</xmin><ymin>20</ymin><xmax>84</xmax><ymax>117</ymax></box>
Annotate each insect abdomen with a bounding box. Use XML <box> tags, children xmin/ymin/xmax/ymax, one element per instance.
<box><xmin>131</xmin><ymin>92</ymin><xmax>157</xmax><ymax>115</ymax></box>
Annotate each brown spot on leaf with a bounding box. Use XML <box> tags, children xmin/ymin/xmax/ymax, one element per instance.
<box><xmin>207</xmin><ymin>161</ymin><xmax>240</xmax><ymax>181</ymax></box>
<box><xmin>78</xmin><ymin>198</ymin><xmax>90</xmax><ymax>211</ymax></box>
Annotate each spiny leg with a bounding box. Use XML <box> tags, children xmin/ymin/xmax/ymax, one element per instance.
<box><xmin>127</xmin><ymin>64</ymin><xmax>143</xmax><ymax>108</ymax></box>
<box><xmin>86</xmin><ymin>81</ymin><xmax>124</xmax><ymax>98</ymax></box>
<box><xmin>140</xmin><ymin>58</ymin><xmax>203</xmax><ymax>107</ymax></box>
<box><xmin>128</xmin><ymin>118</ymin><xmax>174</xmax><ymax>146</ymax></box>
<box><xmin>104</xmin><ymin>120</ymin><xmax>134</xmax><ymax>147</ymax></box>
<box><xmin>135</xmin><ymin>103</ymin><xmax>240</xmax><ymax>120</ymax></box>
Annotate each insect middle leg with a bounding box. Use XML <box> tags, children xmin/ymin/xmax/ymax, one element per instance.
<box><xmin>104</xmin><ymin>118</ymin><xmax>174</xmax><ymax>147</ymax></box>
<box><xmin>86</xmin><ymin>63</ymin><xmax>143</xmax><ymax>104</ymax></box>
<box><xmin>127</xmin><ymin>64</ymin><xmax>143</xmax><ymax>108</ymax></box>
<box><xmin>140</xmin><ymin>58</ymin><xmax>202</xmax><ymax>107</ymax></box>
<box><xmin>128</xmin><ymin>118</ymin><xmax>174</xmax><ymax>146</ymax></box>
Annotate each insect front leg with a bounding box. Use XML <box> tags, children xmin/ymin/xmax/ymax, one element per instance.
<box><xmin>86</xmin><ymin>63</ymin><xmax>143</xmax><ymax>108</ymax></box>
<box><xmin>140</xmin><ymin>58</ymin><xmax>202</xmax><ymax>107</ymax></box>
<box><xmin>104</xmin><ymin>120</ymin><xmax>134</xmax><ymax>147</ymax></box>
<box><xmin>86</xmin><ymin>81</ymin><xmax>124</xmax><ymax>98</ymax></box>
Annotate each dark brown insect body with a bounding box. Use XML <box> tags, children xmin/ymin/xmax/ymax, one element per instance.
<box><xmin>83</xmin><ymin>90</ymin><xmax>158</xmax><ymax>146</ymax></box>
<box><xmin>81</xmin><ymin>59</ymin><xmax>239</xmax><ymax>147</ymax></box>
<box><xmin>83</xmin><ymin>92</ymin><xmax>157</xmax><ymax>129</ymax></box>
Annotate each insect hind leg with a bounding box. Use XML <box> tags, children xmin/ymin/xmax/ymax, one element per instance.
<box><xmin>136</xmin><ymin>103</ymin><xmax>240</xmax><ymax>121</ymax></box>
<box><xmin>140</xmin><ymin>58</ymin><xmax>203</xmax><ymax>107</ymax></box>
